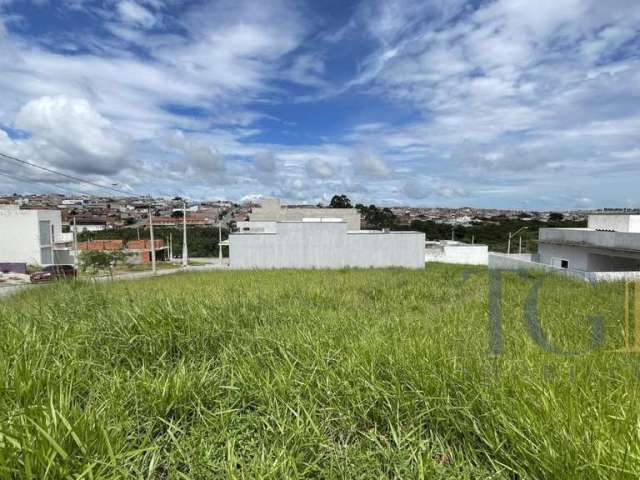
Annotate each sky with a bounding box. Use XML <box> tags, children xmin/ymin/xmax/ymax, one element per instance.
<box><xmin>0</xmin><ymin>0</ymin><xmax>638</xmax><ymax>208</ymax></box>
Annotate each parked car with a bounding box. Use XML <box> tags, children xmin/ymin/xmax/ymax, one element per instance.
<box><xmin>30</xmin><ymin>264</ymin><xmax>77</xmax><ymax>283</ymax></box>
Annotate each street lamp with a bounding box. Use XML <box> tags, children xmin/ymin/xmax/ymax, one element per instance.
<box><xmin>507</xmin><ymin>227</ymin><xmax>528</xmax><ymax>254</ymax></box>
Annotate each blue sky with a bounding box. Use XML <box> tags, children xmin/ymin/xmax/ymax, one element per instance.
<box><xmin>0</xmin><ymin>0</ymin><xmax>638</xmax><ymax>208</ymax></box>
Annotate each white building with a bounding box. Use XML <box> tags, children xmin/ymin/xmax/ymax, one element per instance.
<box><xmin>489</xmin><ymin>214</ymin><xmax>640</xmax><ymax>281</ymax></box>
<box><xmin>537</xmin><ymin>214</ymin><xmax>640</xmax><ymax>272</ymax></box>
<box><xmin>229</xmin><ymin>219</ymin><xmax>424</xmax><ymax>269</ymax></box>
<box><xmin>74</xmin><ymin>218</ymin><xmax>107</xmax><ymax>233</ymax></box>
<box><xmin>0</xmin><ymin>206</ymin><xmax>73</xmax><ymax>266</ymax></box>
<box><xmin>249</xmin><ymin>198</ymin><xmax>362</xmax><ymax>230</ymax></box>
<box><xmin>425</xmin><ymin>240</ymin><xmax>488</xmax><ymax>265</ymax></box>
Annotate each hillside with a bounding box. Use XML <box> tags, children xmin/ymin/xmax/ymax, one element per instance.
<box><xmin>0</xmin><ymin>266</ymin><xmax>637</xmax><ymax>479</ymax></box>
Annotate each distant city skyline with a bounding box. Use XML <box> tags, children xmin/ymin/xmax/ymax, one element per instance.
<box><xmin>0</xmin><ymin>0</ymin><xmax>639</xmax><ymax>209</ymax></box>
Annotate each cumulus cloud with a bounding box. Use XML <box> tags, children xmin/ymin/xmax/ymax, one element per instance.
<box><xmin>402</xmin><ymin>178</ymin><xmax>467</xmax><ymax>200</ymax></box>
<box><xmin>0</xmin><ymin>0</ymin><xmax>638</xmax><ymax>206</ymax></box>
<box><xmin>305</xmin><ymin>157</ymin><xmax>334</xmax><ymax>179</ymax></box>
<box><xmin>278</xmin><ymin>176</ymin><xmax>307</xmax><ymax>200</ymax></box>
<box><xmin>14</xmin><ymin>95</ymin><xmax>131</xmax><ymax>175</ymax></box>
<box><xmin>254</xmin><ymin>152</ymin><xmax>277</xmax><ymax>174</ymax></box>
<box><xmin>240</xmin><ymin>193</ymin><xmax>263</xmax><ymax>203</ymax></box>
<box><xmin>351</xmin><ymin>151</ymin><xmax>391</xmax><ymax>178</ymax></box>
<box><xmin>167</xmin><ymin>130</ymin><xmax>225</xmax><ymax>177</ymax></box>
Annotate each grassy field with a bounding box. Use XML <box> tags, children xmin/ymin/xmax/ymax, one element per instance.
<box><xmin>0</xmin><ymin>264</ymin><xmax>639</xmax><ymax>479</ymax></box>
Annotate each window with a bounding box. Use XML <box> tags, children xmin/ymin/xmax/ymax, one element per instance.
<box><xmin>40</xmin><ymin>247</ymin><xmax>53</xmax><ymax>265</ymax></box>
<box><xmin>551</xmin><ymin>257</ymin><xmax>570</xmax><ymax>269</ymax></box>
<box><xmin>39</xmin><ymin>220</ymin><xmax>52</xmax><ymax>245</ymax></box>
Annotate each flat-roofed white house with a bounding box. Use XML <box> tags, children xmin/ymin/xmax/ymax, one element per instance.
<box><xmin>229</xmin><ymin>219</ymin><xmax>424</xmax><ymax>269</ymax></box>
<box><xmin>537</xmin><ymin>214</ymin><xmax>640</xmax><ymax>272</ymax></box>
<box><xmin>0</xmin><ymin>206</ymin><xmax>73</xmax><ymax>266</ymax></box>
<box><xmin>490</xmin><ymin>213</ymin><xmax>640</xmax><ymax>281</ymax></box>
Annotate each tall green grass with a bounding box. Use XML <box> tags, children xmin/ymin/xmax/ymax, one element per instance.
<box><xmin>0</xmin><ymin>265</ymin><xmax>638</xmax><ymax>478</ymax></box>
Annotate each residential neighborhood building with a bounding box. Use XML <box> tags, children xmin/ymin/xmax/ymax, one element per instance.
<box><xmin>127</xmin><ymin>239</ymin><xmax>168</xmax><ymax>263</ymax></box>
<box><xmin>537</xmin><ymin>214</ymin><xmax>640</xmax><ymax>272</ymax></box>
<box><xmin>249</xmin><ymin>198</ymin><xmax>362</xmax><ymax>230</ymax></box>
<box><xmin>229</xmin><ymin>219</ymin><xmax>424</xmax><ymax>269</ymax></box>
<box><xmin>73</xmin><ymin>216</ymin><xmax>108</xmax><ymax>232</ymax></box>
<box><xmin>490</xmin><ymin>213</ymin><xmax>640</xmax><ymax>281</ymax></box>
<box><xmin>78</xmin><ymin>239</ymin><xmax>168</xmax><ymax>264</ymax></box>
<box><xmin>0</xmin><ymin>205</ymin><xmax>72</xmax><ymax>266</ymax></box>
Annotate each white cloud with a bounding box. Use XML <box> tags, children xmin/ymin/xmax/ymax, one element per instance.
<box><xmin>0</xmin><ymin>0</ymin><xmax>639</xmax><ymax>206</ymax></box>
<box><xmin>167</xmin><ymin>130</ymin><xmax>225</xmax><ymax>177</ymax></box>
<box><xmin>240</xmin><ymin>193</ymin><xmax>263</xmax><ymax>203</ymax></box>
<box><xmin>15</xmin><ymin>95</ymin><xmax>131</xmax><ymax>175</ymax></box>
<box><xmin>305</xmin><ymin>157</ymin><xmax>334</xmax><ymax>179</ymax></box>
<box><xmin>351</xmin><ymin>151</ymin><xmax>391</xmax><ymax>178</ymax></box>
<box><xmin>334</xmin><ymin>0</ymin><xmax>640</xmax><ymax>205</ymax></box>
<box><xmin>117</xmin><ymin>1</ymin><xmax>158</xmax><ymax>29</ymax></box>
<box><xmin>254</xmin><ymin>152</ymin><xmax>277</xmax><ymax>174</ymax></box>
<box><xmin>402</xmin><ymin>178</ymin><xmax>467</xmax><ymax>200</ymax></box>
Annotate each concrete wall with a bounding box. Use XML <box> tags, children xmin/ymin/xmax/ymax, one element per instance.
<box><xmin>425</xmin><ymin>242</ymin><xmax>488</xmax><ymax>265</ymax></box>
<box><xmin>539</xmin><ymin>228</ymin><xmax>640</xmax><ymax>252</ymax></box>
<box><xmin>236</xmin><ymin>221</ymin><xmax>277</xmax><ymax>233</ymax></box>
<box><xmin>538</xmin><ymin>243</ymin><xmax>640</xmax><ymax>272</ymax></box>
<box><xmin>229</xmin><ymin>222</ymin><xmax>424</xmax><ymax>269</ymax></box>
<box><xmin>250</xmin><ymin>198</ymin><xmax>361</xmax><ymax>230</ymax></box>
<box><xmin>0</xmin><ymin>207</ymin><xmax>64</xmax><ymax>265</ymax></box>
<box><xmin>538</xmin><ymin>243</ymin><xmax>590</xmax><ymax>271</ymax></box>
<box><xmin>346</xmin><ymin>231</ymin><xmax>425</xmax><ymax>268</ymax></box>
<box><xmin>38</xmin><ymin>210</ymin><xmax>64</xmax><ymax>246</ymax></box>
<box><xmin>490</xmin><ymin>253</ymin><xmax>640</xmax><ymax>282</ymax></box>
<box><xmin>0</xmin><ymin>208</ymin><xmax>40</xmax><ymax>264</ymax></box>
<box><xmin>588</xmin><ymin>215</ymin><xmax>640</xmax><ymax>232</ymax></box>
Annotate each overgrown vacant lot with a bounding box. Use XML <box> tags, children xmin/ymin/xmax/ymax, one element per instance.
<box><xmin>1</xmin><ymin>265</ymin><xmax>639</xmax><ymax>479</ymax></box>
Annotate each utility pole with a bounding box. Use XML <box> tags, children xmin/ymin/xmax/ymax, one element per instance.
<box><xmin>182</xmin><ymin>201</ymin><xmax>188</xmax><ymax>268</ymax></box>
<box><xmin>169</xmin><ymin>232</ymin><xmax>173</xmax><ymax>261</ymax></box>
<box><xmin>218</xmin><ymin>222</ymin><xmax>222</xmax><ymax>262</ymax></box>
<box><xmin>519</xmin><ymin>236</ymin><xmax>522</xmax><ymax>254</ymax></box>
<box><xmin>451</xmin><ymin>227</ymin><xmax>455</xmax><ymax>241</ymax></box>
<box><xmin>148</xmin><ymin>207</ymin><xmax>156</xmax><ymax>274</ymax></box>
<box><xmin>73</xmin><ymin>216</ymin><xmax>79</xmax><ymax>268</ymax></box>
<box><xmin>508</xmin><ymin>227</ymin><xmax>527</xmax><ymax>255</ymax></box>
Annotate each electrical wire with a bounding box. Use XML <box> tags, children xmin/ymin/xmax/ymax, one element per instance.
<box><xmin>0</xmin><ymin>170</ymin><xmax>92</xmax><ymax>198</ymax></box>
<box><xmin>0</xmin><ymin>151</ymin><xmax>141</xmax><ymax>197</ymax></box>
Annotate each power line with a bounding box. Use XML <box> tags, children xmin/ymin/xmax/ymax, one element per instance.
<box><xmin>0</xmin><ymin>170</ymin><xmax>96</xmax><ymax>198</ymax></box>
<box><xmin>0</xmin><ymin>151</ymin><xmax>141</xmax><ymax>197</ymax></box>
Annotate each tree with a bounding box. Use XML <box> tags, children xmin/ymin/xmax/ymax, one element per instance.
<box><xmin>79</xmin><ymin>251</ymin><xmax>112</xmax><ymax>274</ymax></box>
<box><xmin>79</xmin><ymin>250</ymin><xmax>130</xmax><ymax>275</ymax></box>
<box><xmin>549</xmin><ymin>212</ymin><xmax>564</xmax><ymax>222</ymax></box>
<box><xmin>171</xmin><ymin>210</ymin><xmax>184</xmax><ymax>218</ymax></box>
<box><xmin>329</xmin><ymin>194</ymin><xmax>352</xmax><ymax>209</ymax></box>
<box><xmin>356</xmin><ymin>204</ymin><xmax>397</xmax><ymax>229</ymax></box>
